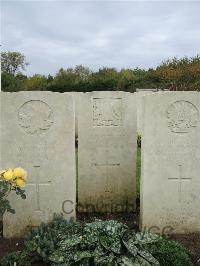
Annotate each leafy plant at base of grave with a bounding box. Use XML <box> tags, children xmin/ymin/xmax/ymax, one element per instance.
<box><xmin>0</xmin><ymin>168</ymin><xmax>27</xmax><ymax>219</ymax></box>
<box><xmin>1</xmin><ymin>215</ymin><xmax>193</xmax><ymax>266</ymax></box>
<box><xmin>2</xmin><ymin>215</ymin><xmax>160</xmax><ymax>265</ymax></box>
<box><xmin>147</xmin><ymin>237</ymin><xmax>193</xmax><ymax>266</ymax></box>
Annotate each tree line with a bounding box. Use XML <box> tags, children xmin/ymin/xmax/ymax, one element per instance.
<box><xmin>1</xmin><ymin>51</ymin><xmax>200</xmax><ymax>92</ymax></box>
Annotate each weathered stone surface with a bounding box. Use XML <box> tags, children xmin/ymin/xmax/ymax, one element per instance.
<box><xmin>135</xmin><ymin>91</ymin><xmax>154</xmax><ymax>135</ymax></box>
<box><xmin>78</xmin><ymin>91</ymin><xmax>137</xmax><ymax>212</ymax></box>
<box><xmin>141</xmin><ymin>92</ymin><xmax>200</xmax><ymax>234</ymax></box>
<box><xmin>65</xmin><ymin>92</ymin><xmax>83</xmax><ymax>138</ymax></box>
<box><xmin>1</xmin><ymin>92</ymin><xmax>76</xmax><ymax>238</ymax></box>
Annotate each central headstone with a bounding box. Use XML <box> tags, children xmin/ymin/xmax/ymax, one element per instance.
<box><xmin>0</xmin><ymin>92</ymin><xmax>76</xmax><ymax>238</ymax></box>
<box><xmin>141</xmin><ymin>92</ymin><xmax>200</xmax><ymax>233</ymax></box>
<box><xmin>78</xmin><ymin>92</ymin><xmax>137</xmax><ymax>212</ymax></box>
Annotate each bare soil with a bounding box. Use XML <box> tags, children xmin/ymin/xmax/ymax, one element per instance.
<box><xmin>170</xmin><ymin>233</ymin><xmax>200</xmax><ymax>266</ymax></box>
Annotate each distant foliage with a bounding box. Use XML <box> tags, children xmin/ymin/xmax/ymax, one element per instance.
<box><xmin>23</xmin><ymin>74</ymin><xmax>49</xmax><ymax>91</ymax></box>
<box><xmin>1</xmin><ymin>215</ymin><xmax>192</xmax><ymax>266</ymax></box>
<box><xmin>156</xmin><ymin>56</ymin><xmax>200</xmax><ymax>91</ymax></box>
<box><xmin>1</xmin><ymin>72</ymin><xmax>24</xmax><ymax>92</ymax></box>
<box><xmin>1</xmin><ymin>51</ymin><xmax>29</xmax><ymax>75</ymax></box>
<box><xmin>1</xmin><ymin>53</ymin><xmax>200</xmax><ymax>92</ymax></box>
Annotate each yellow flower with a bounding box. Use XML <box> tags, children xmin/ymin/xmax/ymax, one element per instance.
<box><xmin>13</xmin><ymin>167</ymin><xmax>27</xmax><ymax>180</ymax></box>
<box><xmin>3</xmin><ymin>169</ymin><xmax>14</xmax><ymax>181</ymax></box>
<box><xmin>15</xmin><ymin>178</ymin><xmax>26</xmax><ymax>187</ymax></box>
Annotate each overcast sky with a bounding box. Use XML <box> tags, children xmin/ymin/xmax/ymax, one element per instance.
<box><xmin>1</xmin><ymin>1</ymin><xmax>200</xmax><ymax>76</ymax></box>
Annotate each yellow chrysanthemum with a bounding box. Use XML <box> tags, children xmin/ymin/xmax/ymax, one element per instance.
<box><xmin>13</xmin><ymin>167</ymin><xmax>27</xmax><ymax>180</ymax></box>
<box><xmin>15</xmin><ymin>178</ymin><xmax>26</xmax><ymax>187</ymax></box>
<box><xmin>3</xmin><ymin>169</ymin><xmax>14</xmax><ymax>181</ymax></box>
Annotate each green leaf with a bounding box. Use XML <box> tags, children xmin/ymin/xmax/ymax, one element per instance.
<box><xmin>134</xmin><ymin>256</ymin><xmax>152</xmax><ymax>266</ymax></box>
<box><xmin>99</xmin><ymin>235</ymin><xmax>111</xmax><ymax>250</ymax></box>
<box><xmin>100</xmin><ymin>235</ymin><xmax>121</xmax><ymax>254</ymax></box>
<box><xmin>93</xmin><ymin>245</ymin><xmax>105</xmax><ymax>257</ymax></box>
<box><xmin>58</xmin><ymin>234</ymin><xmax>82</xmax><ymax>248</ymax></box>
<box><xmin>49</xmin><ymin>250</ymin><xmax>66</xmax><ymax>263</ymax></box>
<box><xmin>21</xmin><ymin>194</ymin><xmax>26</xmax><ymax>199</ymax></box>
<box><xmin>73</xmin><ymin>251</ymin><xmax>92</xmax><ymax>262</ymax></box>
<box><xmin>94</xmin><ymin>252</ymin><xmax>115</xmax><ymax>265</ymax></box>
<box><xmin>138</xmin><ymin>250</ymin><xmax>160</xmax><ymax>265</ymax></box>
<box><xmin>110</xmin><ymin>239</ymin><xmax>122</xmax><ymax>254</ymax></box>
<box><xmin>118</xmin><ymin>256</ymin><xmax>136</xmax><ymax>266</ymax></box>
<box><xmin>123</xmin><ymin>236</ymin><xmax>138</xmax><ymax>256</ymax></box>
<box><xmin>134</xmin><ymin>232</ymin><xmax>160</xmax><ymax>245</ymax></box>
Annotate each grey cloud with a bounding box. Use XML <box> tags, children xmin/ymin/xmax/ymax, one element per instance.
<box><xmin>1</xmin><ymin>1</ymin><xmax>200</xmax><ymax>75</ymax></box>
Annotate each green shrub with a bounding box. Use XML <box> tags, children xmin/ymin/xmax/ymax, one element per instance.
<box><xmin>148</xmin><ymin>238</ymin><xmax>193</xmax><ymax>266</ymax></box>
<box><xmin>0</xmin><ymin>250</ymin><xmax>31</xmax><ymax>266</ymax></box>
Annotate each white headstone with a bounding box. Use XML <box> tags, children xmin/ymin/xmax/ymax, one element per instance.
<box><xmin>78</xmin><ymin>91</ymin><xmax>137</xmax><ymax>212</ymax></box>
<box><xmin>141</xmin><ymin>92</ymin><xmax>200</xmax><ymax>234</ymax></box>
<box><xmin>0</xmin><ymin>92</ymin><xmax>76</xmax><ymax>238</ymax></box>
<box><xmin>135</xmin><ymin>91</ymin><xmax>154</xmax><ymax>135</ymax></box>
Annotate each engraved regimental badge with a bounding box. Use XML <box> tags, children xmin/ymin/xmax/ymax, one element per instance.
<box><xmin>167</xmin><ymin>100</ymin><xmax>199</xmax><ymax>133</ymax></box>
<box><xmin>18</xmin><ymin>100</ymin><xmax>54</xmax><ymax>135</ymax></box>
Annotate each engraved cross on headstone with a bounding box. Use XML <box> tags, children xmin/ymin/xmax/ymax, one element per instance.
<box><xmin>93</xmin><ymin>140</ymin><xmax>120</xmax><ymax>194</ymax></box>
<box><xmin>168</xmin><ymin>165</ymin><xmax>192</xmax><ymax>202</ymax></box>
<box><xmin>27</xmin><ymin>165</ymin><xmax>52</xmax><ymax>212</ymax></box>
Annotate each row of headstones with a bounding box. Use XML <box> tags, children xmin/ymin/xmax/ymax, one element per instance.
<box><xmin>0</xmin><ymin>91</ymin><xmax>200</xmax><ymax>238</ymax></box>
